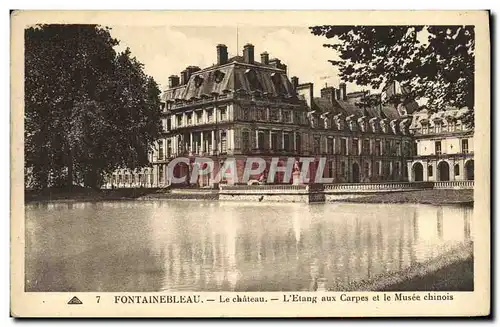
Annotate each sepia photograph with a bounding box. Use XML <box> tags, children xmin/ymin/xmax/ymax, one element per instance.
<box><xmin>11</xmin><ymin>10</ymin><xmax>490</xmax><ymax>317</ymax></box>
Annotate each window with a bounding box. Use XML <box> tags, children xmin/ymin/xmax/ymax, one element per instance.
<box><xmin>220</xmin><ymin>131</ymin><xmax>227</xmax><ymax>153</ymax></box>
<box><xmin>283</xmin><ymin>133</ymin><xmax>291</xmax><ymax>151</ymax></box>
<box><xmin>364</xmin><ymin>162</ymin><xmax>370</xmax><ymax>177</ymax></box>
<box><xmin>214</xmin><ymin>70</ymin><xmax>225</xmax><ymax>83</ymax></box>
<box><xmin>295</xmin><ymin>134</ymin><xmax>301</xmax><ymax>153</ymax></box>
<box><xmin>461</xmin><ymin>139</ymin><xmax>469</xmax><ymax>153</ymax></box>
<box><xmin>245</xmin><ymin>69</ymin><xmax>262</xmax><ymax>91</ymax></box>
<box><xmin>341</xmin><ymin>162</ymin><xmax>346</xmax><ymax>176</ymax></box>
<box><xmin>435</xmin><ymin>122</ymin><xmax>442</xmax><ymax>133</ymax></box>
<box><xmin>283</xmin><ymin>110</ymin><xmax>292</xmax><ymax>123</ymax></box>
<box><xmin>242</xmin><ymin>130</ymin><xmax>250</xmax><ymax>152</ymax></box>
<box><xmin>167</xmin><ymin>140</ymin><xmax>172</xmax><ymax>158</ymax></box>
<box><xmin>258</xmin><ymin>131</ymin><xmax>265</xmax><ymax>150</ymax></box>
<box><xmin>271</xmin><ymin>132</ymin><xmax>279</xmax><ymax>151</ymax></box>
<box><xmin>375</xmin><ymin>140</ymin><xmax>381</xmax><ymax>156</ymax></box>
<box><xmin>196</xmin><ymin>111</ymin><xmax>203</xmax><ymax>124</ymax></box>
<box><xmin>454</xmin><ymin>164</ymin><xmax>460</xmax><ymax>176</ymax></box>
<box><xmin>352</xmin><ymin>139</ymin><xmax>359</xmax><ymax>155</ymax></box>
<box><xmin>177</xmin><ymin>115</ymin><xmax>182</xmax><ymax>127</ymax></box>
<box><xmin>219</xmin><ymin>107</ymin><xmax>227</xmax><ymax>121</ymax></box>
<box><xmin>159</xmin><ymin>166</ymin><xmax>164</xmax><ymax>183</ymax></box>
<box><xmin>448</xmin><ymin>121</ymin><xmax>455</xmax><ymax>132</ymax></box>
<box><xmin>187</xmin><ymin>113</ymin><xmax>193</xmax><ymax>126</ymax></box>
<box><xmin>270</xmin><ymin>109</ymin><xmax>279</xmax><ymax>122</ymax></box>
<box><xmin>428</xmin><ymin>165</ymin><xmax>433</xmax><ymax>177</ymax></box>
<box><xmin>362</xmin><ymin>139</ymin><xmax>370</xmax><ymax>155</ymax></box>
<box><xmin>394</xmin><ymin>162</ymin><xmax>400</xmax><ymax>176</ymax></box>
<box><xmin>341</xmin><ymin>138</ymin><xmax>347</xmax><ymax>155</ymax></box>
<box><xmin>327</xmin><ymin>138</ymin><xmax>334</xmax><ymax>154</ymax></box>
<box><xmin>294</xmin><ymin>112</ymin><xmax>302</xmax><ymax>124</ymax></box>
<box><xmin>385</xmin><ymin>140</ymin><xmax>391</xmax><ymax>155</ymax></box>
<box><xmin>396</xmin><ymin>141</ymin><xmax>401</xmax><ymax>156</ymax></box>
<box><xmin>257</xmin><ymin>108</ymin><xmax>266</xmax><ymax>121</ymax></box>
<box><xmin>162</xmin><ymin>118</ymin><xmax>168</xmax><ymax>132</ymax></box>
<box><xmin>422</xmin><ymin>123</ymin><xmax>428</xmax><ymax>134</ymax></box>
<box><xmin>158</xmin><ymin>140</ymin><xmax>164</xmax><ymax>160</ymax></box>
<box><xmin>402</xmin><ymin>141</ymin><xmax>409</xmax><ymax>156</ymax></box>
<box><xmin>207</xmin><ymin>109</ymin><xmax>213</xmax><ymax>123</ymax></box>
<box><xmin>313</xmin><ymin>136</ymin><xmax>321</xmax><ymax>154</ymax></box>
<box><xmin>241</xmin><ymin>108</ymin><xmax>249</xmax><ymax>121</ymax></box>
<box><xmin>375</xmin><ymin>161</ymin><xmax>381</xmax><ymax>176</ymax></box>
<box><xmin>435</xmin><ymin>141</ymin><xmax>442</xmax><ymax>155</ymax></box>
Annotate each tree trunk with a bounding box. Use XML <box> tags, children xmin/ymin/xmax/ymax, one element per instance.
<box><xmin>67</xmin><ymin>146</ymin><xmax>73</xmax><ymax>190</ymax></box>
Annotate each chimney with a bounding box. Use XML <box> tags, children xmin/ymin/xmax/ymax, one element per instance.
<box><xmin>180</xmin><ymin>70</ymin><xmax>187</xmax><ymax>85</ymax></box>
<box><xmin>168</xmin><ymin>75</ymin><xmax>180</xmax><ymax>88</ymax></box>
<box><xmin>291</xmin><ymin>76</ymin><xmax>299</xmax><ymax>89</ymax></box>
<box><xmin>260</xmin><ymin>52</ymin><xmax>269</xmax><ymax>65</ymax></box>
<box><xmin>320</xmin><ymin>86</ymin><xmax>336</xmax><ymax>104</ymax></box>
<box><xmin>243</xmin><ymin>44</ymin><xmax>254</xmax><ymax>64</ymax></box>
<box><xmin>184</xmin><ymin>66</ymin><xmax>201</xmax><ymax>84</ymax></box>
<box><xmin>217</xmin><ymin>44</ymin><xmax>228</xmax><ymax>65</ymax></box>
<box><xmin>339</xmin><ymin>82</ymin><xmax>347</xmax><ymax>100</ymax></box>
<box><xmin>297</xmin><ymin>83</ymin><xmax>314</xmax><ymax>109</ymax></box>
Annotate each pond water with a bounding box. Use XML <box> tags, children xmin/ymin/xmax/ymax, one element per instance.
<box><xmin>25</xmin><ymin>201</ymin><xmax>472</xmax><ymax>292</ymax></box>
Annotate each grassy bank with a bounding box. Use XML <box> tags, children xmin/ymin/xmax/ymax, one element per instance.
<box><xmin>337</xmin><ymin>189</ymin><xmax>473</xmax><ymax>205</ymax></box>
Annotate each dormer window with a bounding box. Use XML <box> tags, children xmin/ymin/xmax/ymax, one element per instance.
<box><xmin>194</xmin><ymin>75</ymin><xmax>204</xmax><ymax>88</ymax></box>
<box><xmin>271</xmin><ymin>72</ymin><xmax>287</xmax><ymax>94</ymax></box>
<box><xmin>245</xmin><ymin>69</ymin><xmax>262</xmax><ymax>91</ymax></box>
<box><xmin>214</xmin><ymin>70</ymin><xmax>225</xmax><ymax>83</ymax></box>
<box><xmin>435</xmin><ymin>122</ymin><xmax>442</xmax><ymax>133</ymax></box>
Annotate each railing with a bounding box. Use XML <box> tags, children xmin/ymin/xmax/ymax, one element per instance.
<box><xmin>434</xmin><ymin>180</ymin><xmax>474</xmax><ymax>189</ymax></box>
<box><xmin>324</xmin><ymin>181</ymin><xmax>434</xmax><ymax>192</ymax></box>
<box><xmin>219</xmin><ymin>184</ymin><xmax>309</xmax><ymax>194</ymax></box>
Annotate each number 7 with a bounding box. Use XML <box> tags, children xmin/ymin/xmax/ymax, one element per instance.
<box><xmin>96</xmin><ymin>296</ymin><xmax>100</xmax><ymax>303</ymax></box>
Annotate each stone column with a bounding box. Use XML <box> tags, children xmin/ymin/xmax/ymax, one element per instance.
<box><xmin>281</xmin><ymin>131</ymin><xmax>285</xmax><ymax>150</ymax></box>
<box><xmin>269</xmin><ymin>130</ymin><xmax>273</xmax><ymax>150</ymax></box>
<box><xmin>256</xmin><ymin>130</ymin><xmax>259</xmax><ymax>149</ymax></box>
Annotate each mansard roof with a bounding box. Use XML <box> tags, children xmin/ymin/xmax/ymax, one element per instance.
<box><xmin>162</xmin><ymin>61</ymin><xmax>295</xmax><ymax>103</ymax></box>
<box><xmin>310</xmin><ymin>93</ymin><xmax>413</xmax><ymax>120</ymax></box>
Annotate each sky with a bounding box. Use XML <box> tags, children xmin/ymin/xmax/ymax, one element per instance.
<box><xmin>108</xmin><ymin>25</ymin><xmax>373</xmax><ymax>96</ymax></box>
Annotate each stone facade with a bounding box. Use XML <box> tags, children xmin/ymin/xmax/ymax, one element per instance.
<box><xmin>103</xmin><ymin>43</ymin><xmax>474</xmax><ymax>188</ymax></box>
<box><xmin>407</xmin><ymin>107</ymin><xmax>474</xmax><ymax>182</ymax></box>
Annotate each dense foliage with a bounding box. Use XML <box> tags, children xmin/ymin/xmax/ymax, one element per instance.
<box><xmin>25</xmin><ymin>25</ymin><xmax>162</xmax><ymax>189</ymax></box>
<box><xmin>309</xmin><ymin>25</ymin><xmax>474</xmax><ymax>126</ymax></box>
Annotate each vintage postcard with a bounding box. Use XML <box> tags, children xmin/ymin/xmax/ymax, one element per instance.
<box><xmin>10</xmin><ymin>10</ymin><xmax>490</xmax><ymax>317</ymax></box>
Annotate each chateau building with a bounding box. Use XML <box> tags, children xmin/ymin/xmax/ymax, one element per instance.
<box><xmin>407</xmin><ymin>107</ymin><xmax>474</xmax><ymax>182</ymax></box>
<box><xmin>104</xmin><ymin>43</ymin><xmax>474</xmax><ymax>188</ymax></box>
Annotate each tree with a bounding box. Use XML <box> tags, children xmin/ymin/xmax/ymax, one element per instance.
<box><xmin>309</xmin><ymin>25</ymin><xmax>475</xmax><ymax>126</ymax></box>
<box><xmin>25</xmin><ymin>25</ymin><xmax>162</xmax><ymax>189</ymax></box>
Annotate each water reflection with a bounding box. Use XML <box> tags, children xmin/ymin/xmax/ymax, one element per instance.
<box><xmin>25</xmin><ymin>201</ymin><xmax>473</xmax><ymax>292</ymax></box>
